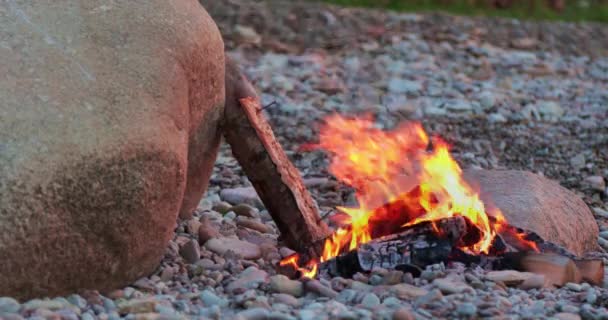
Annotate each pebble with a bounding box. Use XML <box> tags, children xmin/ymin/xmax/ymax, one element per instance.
<box><xmin>231</xmin><ymin>204</ymin><xmax>260</xmax><ymax>218</ymax></box>
<box><xmin>478</xmin><ymin>91</ymin><xmax>496</xmax><ymax>109</ymax></box>
<box><xmin>584</xmin><ymin>176</ymin><xmax>606</xmax><ymax>192</ymax></box>
<box><xmin>336</xmin><ymin>289</ymin><xmax>358</xmax><ymax>304</ymax></box>
<box><xmin>382</xmin><ymin>270</ymin><xmax>404</xmax><ymax>285</ymax></box>
<box><xmin>236</xmin><ymin>216</ymin><xmax>272</xmax><ymax>234</ymax></box>
<box><xmin>457</xmin><ymin>302</ymin><xmax>477</xmax><ymax>317</ymax></box>
<box><xmin>179</xmin><ymin>239</ymin><xmax>200</xmax><ymax>264</ymax></box>
<box><xmin>593</xmin><ymin>207</ymin><xmax>608</xmax><ymax>218</ymax></box>
<box><xmin>117</xmin><ymin>298</ymin><xmax>158</xmax><ymax>314</ymax></box>
<box><xmin>415</xmin><ymin>289</ymin><xmax>443</xmax><ymax>307</ymax></box>
<box><xmin>272</xmin><ymin>294</ymin><xmax>300</xmax><ymax>308</ymax></box>
<box><xmin>392</xmin><ymin>308</ymin><xmax>415</xmax><ymax>320</ymax></box>
<box><xmin>212</xmin><ymin>202</ymin><xmax>233</xmax><ymax>215</ymax></box>
<box><xmin>234</xmin><ymin>25</ymin><xmax>261</xmax><ymax>45</ymax></box>
<box><xmin>269</xmin><ymin>275</ymin><xmax>303</xmax><ymax>297</ymax></box>
<box><xmin>226</xmin><ymin>267</ymin><xmax>268</xmax><ymax>293</ymax></box>
<box><xmin>387</xmin><ymin>78</ymin><xmax>421</xmax><ymax>94</ymax></box>
<box><xmin>554</xmin><ymin>313</ymin><xmax>582</xmax><ymax>320</ymax></box>
<box><xmin>198</xmin><ymin>217</ymin><xmax>220</xmax><ymax>244</ymax></box>
<box><xmin>200</xmin><ymin>290</ymin><xmax>228</xmax><ymax>308</ymax></box>
<box><xmin>236</xmin><ymin>307</ymin><xmax>270</xmax><ymax>320</ymax></box>
<box><xmin>360</xmin><ymin>293</ymin><xmax>380</xmax><ymax>308</ymax></box>
<box><xmin>220</xmin><ymin>188</ymin><xmax>263</xmax><ymax>209</ymax></box>
<box><xmin>305</xmin><ymin>280</ymin><xmax>338</xmax><ymax>298</ymax></box>
<box><xmin>0</xmin><ymin>297</ymin><xmax>20</xmax><ymax>313</ymax></box>
<box><xmin>21</xmin><ymin>299</ymin><xmax>67</xmax><ymax>311</ymax></box>
<box><xmin>432</xmin><ymin>278</ymin><xmax>474</xmax><ymax>294</ymax></box>
<box><xmin>390</xmin><ymin>283</ymin><xmax>429</xmax><ymax>299</ymax></box>
<box><xmin>205</xmin><ymin>237</ymin><xmax>262</xmax><ymax>260</ymax></box>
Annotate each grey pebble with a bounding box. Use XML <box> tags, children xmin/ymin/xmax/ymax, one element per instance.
<box><xmin>0</xmin><ymin>297</ymin><xmax>20</xmax><ymax>313</ymax></box>
<box><xmin>360</xmin><ymin>293</ymin><xmax>380</xmax><ymax>308</ymax></box>
<box><xmin>457</xmin><ymin>302</ymin><xmax>477</xmax><ymax>317</ymax></box>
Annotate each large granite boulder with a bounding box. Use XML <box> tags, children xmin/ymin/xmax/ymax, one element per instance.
<box><xmin>0</xmin><ymin>0</ymin><xmax>225</xmax><ymax>299</ymax></box>
<box><xmin>463</xmin><ymin>169</ymin><xmax>600</xmax><ymax>256</ymax></box>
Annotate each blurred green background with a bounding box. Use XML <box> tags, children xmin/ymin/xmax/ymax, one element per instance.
<box><xmin>320</xmin><ymin>0</ymin><xmax>608</xmax><ymax>22</ymax></box>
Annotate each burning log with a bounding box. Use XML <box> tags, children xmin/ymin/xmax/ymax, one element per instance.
<box><xmin>222</xmin><ymin>93</ymin><xmax>330</xmax><ymax>256</ymax></box>
<box><xmin>318</xmin><ymin>216</ymin><xmax>471</xmax><ymax>278</ymax></box>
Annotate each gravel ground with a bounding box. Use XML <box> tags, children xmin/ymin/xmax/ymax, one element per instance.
<box><xmin>2</xmin><ymin>1</ymin><xmax>608</xmax><ymax>320</ymax></box>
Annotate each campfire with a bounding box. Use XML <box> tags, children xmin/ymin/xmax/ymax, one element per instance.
<box><xmin>225</xmin><ymin>97</ymin><xmax>602</xmax><ymax>287</ymax></box>
<box><xmin>275</xmin><ymin>114</ymin><xmax>602</xmax><ymax>285</ymax></box>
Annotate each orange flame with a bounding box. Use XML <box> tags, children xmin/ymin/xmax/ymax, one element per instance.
<box><xmin>282</xmin><ymin>114</ymin><xmax>537</xmax><ymax>277</ymax></box>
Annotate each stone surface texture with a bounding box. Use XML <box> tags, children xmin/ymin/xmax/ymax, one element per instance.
<box><xmin>464</xmin><ymin>169</ymin><xmax>600</xmax><ymax>256</ymax></box>
<box><xmin>0</xmin><ymin>0</ymin><xmax>224</xmax><ymax>299</ymax></box>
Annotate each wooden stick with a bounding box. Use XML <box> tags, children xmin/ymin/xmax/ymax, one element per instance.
<box><xmin>222</xmin><ymin>68</ymin><xmax>330</xmax><ymax>255</ymax></box>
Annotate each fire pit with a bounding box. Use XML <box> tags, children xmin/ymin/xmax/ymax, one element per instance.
<box><xmin>273</xmin><ymin>114</ymin><xmax>603</xmax><ymax>286</ymax></box>
<box><xmin>221</xmin><ymin>96</ymin><xmax>602</xmax><ymax>289</ymax></box>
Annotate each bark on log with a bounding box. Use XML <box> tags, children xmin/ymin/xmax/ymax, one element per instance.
<box><xmin>222</xmin><ymin>62</ymin><xmax>330</xmax><ymax>255</ymax></box>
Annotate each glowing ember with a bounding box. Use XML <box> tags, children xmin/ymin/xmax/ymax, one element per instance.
<box><xmin>285</xmin><ymin>114</ymin><xmax>537</xmax><ymax>277</ymax></box>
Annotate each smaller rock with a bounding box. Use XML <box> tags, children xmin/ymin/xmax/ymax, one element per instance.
<box><xmin>488</xmin><ymin>113</ymin><xmax>507</xmax><ymax>123</ymax></box>
<box><xmin>511</xmin><ymin>37</ymin><xmax>537</xmax><ymax>50</ymax></box>
<box><xmin>537</xmin><ymin>101</ymin><xmax>564</xmax><ymax>121</ymax></box>
<box><xmin>586</xmin><ymin>290</ymin><xmax>598</xmax><ymax>304</ymax></box>
<box><xmin>369</xmin><ymin>274</ymin><xmax>383</xmax><ymax>286</ymax></box>
<box><xmin>279</xmin><ymin>247</ymin><xmax>296</xmax><ymax>258</ymax></box>
<box><xmin>198</xmin><ymin>216</ymin><xmax>220</xmax><ymax>245</ymax></box>
<box><xmin>236</xmin><ymin>308</ymin><xmax>269</xmax><ymax>320</ymax></box>
<box><xmin>212</xmin><ymin>202</ymin><xmax>233</xmax><ymax>214</ymax></box>
<box><xmin>272</xmin><ymin>293</ymin><xmax>300</xmax><ymax>307</ymax></box>
<box><xmin>478</xmin><ymin>91</ymin><xmax>496</xmax><ymax>109</ymax></box>
<box><xmin>21</xmin><ymin>299</ymin><xmax>67</xmax><ymax>311</ymax></box>
<box><xmin>390</xmin><ymin>283</ymin><xmax>429</xmax><ymax>299</ymax></box>
<box><xmin>226</xmin><ymin>267</ymin><xmax>268</xmax><ymax>293</ymax></box>
<box><xmin>570</xmin><ymin>154</ymin><xmax>586</xmax><ymax>170</ymax></box>
<box><xmin>205</xmin><ymin>237</ymin><xmax>262</xmax><ymax>260</ymax></box>
<box><xmin>234</xmin><ymin>25</ymin><xmax>261</xmax><ymax>45</ymax></box>
<box><xmin>598</xmin><ymin>237</ymin><xmax>608</xmax><ymax>250</ymax></box>
<box><xmin>336</xmin><ymin>289</ymin><xmax>357</xmax><ymax>304</ymax></box>
<box><xmin>117</xmin><ymin>298</ymin><xmax>158</xmax><ymax>314</ymax></box>
<box><xmin>387</xmin><ymin>78</ymin><xmax>421</xmax><ymax>94</ymax></box>
<box><xmin>179</xmin><ymin>239</ymin><xmax>200</xmax><ymax>264</ymax></box>
<box><xmin>457</xmin><ymin>302</ymin><xmax>477</xmax><ymax>318</ymax></box>
<box><xmin>0</xmin><ymin>297</ymin><xmax>20</xmax><ymax>313</ymax></box>
<box><xmin>269</xmin><ymin>275</ymin><xmax>303</xmax><ymax>297</ymax></box>
<box><xmin>236</xmin><ymin>216</ymin><xmax>271</xmax><ymax>234</ymax></box>
<box><xmin>593</xmin><ymin>207</ymin><xmax>608</xmax><ymax>219</ymax></box>
<box><xmin>305</xmin><ymin>279</ymin><xmax>338</xmax><ymax>298</ymax></box>
<box><xmin>185</xmin><ymin>218</ymin><xmax>201</xmax><ymax>237</ymax></box>
<box><xmin>446</xmin><ymin>100</ymin><xmax>472</xmax><ymax>112</ymax></box>
<box><xmin>230</xmin><ymin>204</ymin><xmax>259</xmax><ymax>218</ymax></box>
<box><xmin>584</xmin><ymin>176</ymin><xmax>606</xmax><ymax>192</ymax></box>
<box><xmin>382</xmin><ymin>297</ymin><xmax>402</xmax><ymax>308</ymax></box>
<box><xmin>565</xmin><ymin>283</ymin><xmax>582</xmax><ymax>292</ymax></box>
<box><xmin>200</xmin><ymin>290</ymin><xmax>228</xmax><ymax>308</ymax></box>
<box><xmin>432</xmin><ymin>278</ymin><xmax>474</xmax><ymax>295</ymax></box>
<box><xmin>415</xmin><ymin>289</ymin><xmax>443</xmax><ymax>307</ymax></box>
<box><xmin>360</xmin><ymin>293</ymin><xmax>380</xmax><ymax>309</ymax></box>
<box><xmin>382</xmin><ymin>270</ymin><xmax>404</xmax><ymax>285</ymax></box>
<box><xmin>392</xmin><ymin>308</ymin><xmax>415</xmax><ymax>320</ymax></box>
<box><xmin>554</xmin><ymin>313</ymin><xmax>582</xmax><ymax>320</ymax></box>
<box><xmin>315</xmin><ymin>77</ymin><xmax>345</xmax><ymax>95</ymax></box>
<box><xmin>220</xmin><ymin>187</ymin><xmax>263</xmax><ymax>208</ymax></box>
